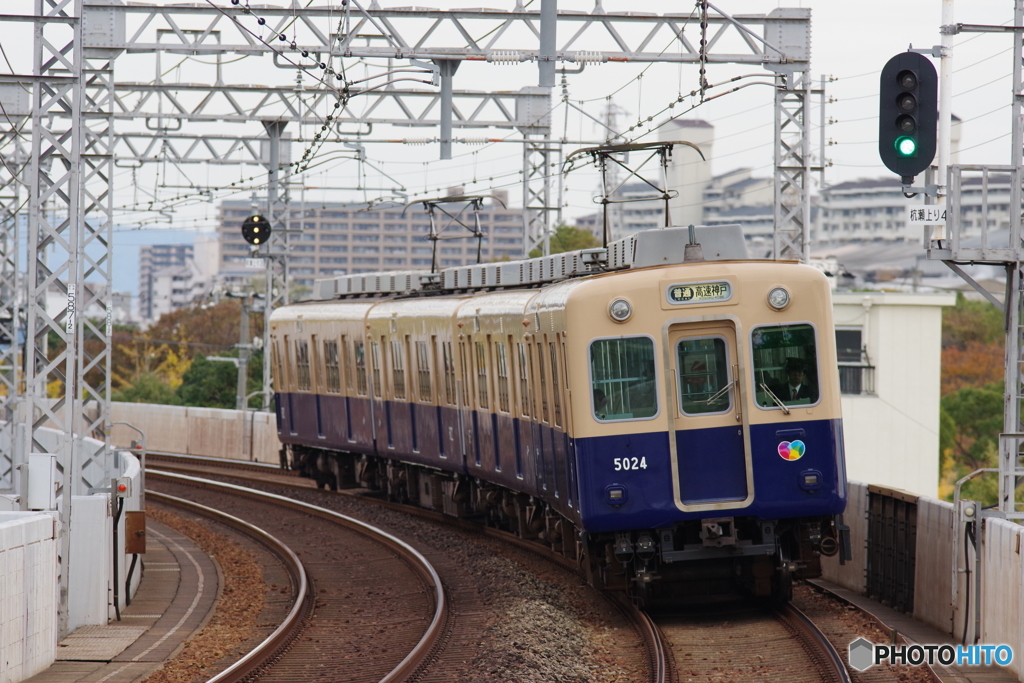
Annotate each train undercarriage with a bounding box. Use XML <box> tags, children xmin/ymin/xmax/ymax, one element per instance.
<box><xmin>285</xmin><ymin>443</ymin><xmax>845</xmax><ymax>605</ymax></box>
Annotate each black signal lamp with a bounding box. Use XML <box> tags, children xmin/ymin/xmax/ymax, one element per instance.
<box><xmin>241</xmin><ymin>215</ymin><xmax>270</xmax><ymax>245</ymax></box>
<box><xmin>878</xmin><ymin>52</ymin><xmax>938</xmax><ymax>182</ymax></box>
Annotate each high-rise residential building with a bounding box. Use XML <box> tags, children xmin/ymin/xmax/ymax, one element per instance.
<box><xmin>217</xmin><ymin>193</ymin><xmax>523</xmax><ymax>289</ymax></box>
<box><xmin>139</xmin><ymin>244</ymin><xmax>193</xmax><ymax>320</ymax></box>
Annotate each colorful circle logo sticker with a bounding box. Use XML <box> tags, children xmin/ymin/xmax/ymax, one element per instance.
<box><xmin>778</xmin><ymin>440</ymin><xmax>805</xmax><ymax>461</ymax></box>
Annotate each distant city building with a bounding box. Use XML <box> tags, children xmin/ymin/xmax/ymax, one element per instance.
<box><xmin>139</xmin><ymin>244</ymin><xmax>193</xmax><ymax>320</ymax></box>
<box><xmin>147</xmin><ymin>260</ymin><xmax>209</xmax><ymax>323</ymax></box>
<box><xmin>217</xmin><ymin>192</ymin><xmax>523</xmax><ymax>289</ymax></box>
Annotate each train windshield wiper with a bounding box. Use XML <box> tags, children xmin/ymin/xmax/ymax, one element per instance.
<box><xmin>705</xmin><ymin>380</ymin><xmax>735</xmax><ymax>406</ymax></box>
<box><xmin>759</xmin><ymin>382</ymin><xmax>791</xmax><ymax>415</ymax></box>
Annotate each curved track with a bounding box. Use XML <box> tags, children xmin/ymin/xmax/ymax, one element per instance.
<box><xmin>650</xmin><ymin>599</ymin><xmax>851</xmax><ymax>683</ymax></box>
<box><xmin>150</xmin><ymin>470</ymin><xmax>448</xmax><ymax>683</ymax></box>
<box><xmin>147</xmin><ymin>453</ymin><xmax>853</xmax><ymax>683</ymax></box>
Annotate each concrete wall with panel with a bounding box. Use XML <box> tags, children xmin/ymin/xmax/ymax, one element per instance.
<box><xmin>0</xmin><ymin>512</ymin><xmax>57</xmax><ymax>683</ymax></box>
<box><xmin>110</xmin><ymin>403</ymin><xmax>279</xmax><ymax>465</ymax></box>
<box><xmin>832</xmin><ymin>292</ymin><xmax>954</xmax><ymax>498</ymax></box>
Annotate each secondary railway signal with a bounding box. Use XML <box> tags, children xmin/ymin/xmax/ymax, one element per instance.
<box><xmin>878</xmin><ymin>52</ymin><xmax>937</xmax><ymax>182</ymax></box>
<box><xmin>241</xmin><ymin>215</ymin><xmax>270</xmax><ymax>245</ymax></box>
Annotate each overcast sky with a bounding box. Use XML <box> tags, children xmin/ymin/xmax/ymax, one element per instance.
<box><xmin>2</xmin><ymin>0</ymin><xmax>1021</xmax><ymax>230</ymax></box>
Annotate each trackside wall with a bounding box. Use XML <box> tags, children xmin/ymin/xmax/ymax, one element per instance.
<box><xmin>821</xmin><ymin>482</ymin><xmax>1024</xmax><ymax>680</ymax></box>
<box><xmin>981</xmin><ymin>518</ymin><xmax>1024</xmax><ymax>682</ymax></box>
<box><xmin>109</xmin><ymin>403</ymin><xmax>279</xmax><ymax>464</ymax></box>
<box><xmin>0</xmin><ymin>512</ymin><xmax>58</xmax><ymax>683</ymax></box>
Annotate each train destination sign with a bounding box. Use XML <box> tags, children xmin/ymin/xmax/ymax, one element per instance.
<box><xmin>666</xmin><ymin>281</ymin><xmax>732</xmax><ymax>305</ymax></box>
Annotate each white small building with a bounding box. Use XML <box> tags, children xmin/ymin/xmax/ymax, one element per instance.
<box><xmin>831</xmin><ymin>291</ymin><xmax>955</xmax><ymax>497</ymax></box>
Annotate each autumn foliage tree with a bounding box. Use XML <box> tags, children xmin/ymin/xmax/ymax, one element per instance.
<box><xmin>939</xmin><ymin>294</ymin><xmax>1005</xmax><ymax>503</ymax></box>
<box><xmin>112</xmin><ymin>299</ymin><xmax>265</xmax><ymax>408</ymax></box>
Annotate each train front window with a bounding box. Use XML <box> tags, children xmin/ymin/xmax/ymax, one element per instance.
<box><xmin>676</xmin><ymin>337</ymin><xmax>730</xmax><ymax>415</ymax></box>
<box><xmin>751</xmin><ymin>324</ymin><xmax>820</xmax><ymax>408</ymax></box>
<box><xmin>589</xmin><ymin>336</ymin><xmax>658</xmax><ymax>421</ymax></box>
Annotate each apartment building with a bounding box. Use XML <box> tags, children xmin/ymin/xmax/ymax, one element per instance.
<box><xmin>218</xmin><ymin>193</ymin><xmax>523</xmax><ymax>289</ymax></box>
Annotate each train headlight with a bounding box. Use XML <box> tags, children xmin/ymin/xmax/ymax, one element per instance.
<box><xmin>609</xmin><ymin>298</ymin><xmax>632</xmax><ymax>322</ymax></box>
<box><xmin>767</xmin><ymin>286</ymin><xmax>791</xmax><ymax>310</ymax></box>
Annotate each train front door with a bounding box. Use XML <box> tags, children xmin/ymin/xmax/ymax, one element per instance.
<box><xmin>667</xmin><ymin>320</ymin><xmax>753</xmax><ymax>509</ymax></box>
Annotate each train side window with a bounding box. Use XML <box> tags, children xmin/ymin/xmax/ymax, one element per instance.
<box><xmin>676</xmin><ymin>337</ymin><xmax>730</xmax><ymax>415</ymax></box>
<box><xmin>495</xmin><ymin>341</ymin><xmax>510</xmax><ymax>413</ymax></box>
<box><xmin>517</xmin><ymin>343</ymin><xmax>531</xmax><ymax>418</ymax></box>
<box><xmin>271</xmin><ymin>340</ymin><xmax>283</xmax><ymax>392</ymax></box>
<box><xmin>459</xmin><ymin>341</ymin><xmax>472</xmax><ymax>407</ymax></box>
<box><xmin>341</xmin><ymin>335</ymin><xmax>352</xmax><ymax>392</ymax></box>
<box><xmin>475</xmin><ymin>341</ymin><xmax>489</xmax><ymax>409</ymax></box>
<box><xmin>295</xmin><ymin>339</ymin><xmax>312</xmax><ymax>392</ymax></box>
<box><xmin>589</xmin><ymin>336</ymin><xmax>658</xmax><ymax>421</ymax></box>
<box><xmin>751</xmin><ymin>323</ymin><xmax>820</xmax><ymax>409</ymax></box>
<box><xmin>549</xmin><ymin>341</ymin><xmax>562</xmax><ymax>427</ymax></box>
<box><xmin>370</xmin><ymin>340</ymin><xmax>382</xmax><ymax>399</ymax></box>
<box><xmin>310</xmin><ymin>335</ymin><xmax>321</xmax><ymax>393</ymax></box>
<box><xmin>354</xmin><ymin>340</ymin><xmax>368</xmax><ymax>396</ymax></box>
<box><xmin>391</xmin><ymin>339</ymin><xmax>407</xmax><ymax>400</ymax></box>
<box><xmin>536</xmin><ymin>343</ymin><xmax>549</xmax><ymax>423</ymax></box>
<box><xmin>442</xmin><ymin>342</ymin><xmax>457</xmax><ymax>405</ymax></box>
<box><xmin>416</xmin><ymin>340</ymin><xmax>432</xmax><ymax>402</ymax></box>
<box><xmin>324</xmin><ymin>340</ymin><xmax>341</xmax><ymax>394</ymax></box>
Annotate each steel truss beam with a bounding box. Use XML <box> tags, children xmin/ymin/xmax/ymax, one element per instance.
<box><xmin>81</xmin><ymin>3</ymin><xmax>798</xmax><ymax>66</ymax></box>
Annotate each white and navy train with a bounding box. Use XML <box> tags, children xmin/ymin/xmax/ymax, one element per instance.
<box><xmin>269</xmin><ymin>226</ymin><xmax>849</xmax><ymax>602</ymax></box>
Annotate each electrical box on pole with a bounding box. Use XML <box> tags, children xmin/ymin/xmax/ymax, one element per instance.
<box><xmin>878</xmin><ymin>52</ymin><xmax>938</xmax><ymax>184</ymax></box>
<box><xmin>241</xmin><ymin>215</ymin><xmax>270</xmax><ymax>245</ymax></box>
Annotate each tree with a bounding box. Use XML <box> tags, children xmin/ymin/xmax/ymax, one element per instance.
<box><xmin>528</xmin><ymin>224</ymin><xmax>600</xmax><ymax>258</ymax></box>
<box><xmin>939</xmin><ymin>381</ymin><xmax>1003</xmax><ymax>506</ymax></box>
<box><xmin>176</xmin><ymin>355</ymin><xmax>239</xmax><ymax>409</ymax></box>
<box><xmin>113</xmin><ymin>372</ymin><xmax>179</xmax><ymax>405</ymax></box>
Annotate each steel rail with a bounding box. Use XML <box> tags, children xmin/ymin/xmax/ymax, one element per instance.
<box><xmin>148</xmin><ymin>454</ymin><xmax>666</xmax><ymax>683</ymax></box>
<box><xmin>776</xmin><ymin>603</ymin><xmax>853</xmax><ymax>683</ymax></box>
<box><xmin>147</xmin><ymin>490</ymin><xmax>310</xmax><ymax>683</ymax></box>
<box><xmin>149</xmin><ymin>469</ymin><xmax>448</xmax><ymax>683</ymax></box>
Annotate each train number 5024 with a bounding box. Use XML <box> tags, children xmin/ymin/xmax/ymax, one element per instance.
<box><xmin>613</xmin><ymin>457</ymin><xmax>647</xmax><ymax>471</ymax></box>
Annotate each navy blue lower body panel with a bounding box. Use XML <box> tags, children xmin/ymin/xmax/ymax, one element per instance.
<box><xmin>575</xmin><ymin>418</ymin><xmax>846</xmax><ymax>534</ymax></box>
<box><xmin>676</xmin><ymin>425</ymin><xmax>747</xmax><ymax>504</ymax></box>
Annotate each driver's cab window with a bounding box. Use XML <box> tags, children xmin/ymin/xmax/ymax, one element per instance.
<box><xmin>752</xmin><ymin>324</ymin><xmax>819</xmax><ymax>408</ymax></box>
<box><xmin>677</xmin><ymin>337</ymin><xmax>731</xmax><ymax>415</ymax></box>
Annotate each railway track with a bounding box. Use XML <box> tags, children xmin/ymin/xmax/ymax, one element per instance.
<box><xmin>650</xmin><ymin>600</ymin><xmax>851</xmax><ymax>683</ymax></box>
<box><xmin>147</xmin><ymin>453</ymin><xmax>853</xmax><ymax>683</ymax></box>
<box><xmin>150</xmin><ymin>471</ymin><xmax>447</xmax><ymax>683</ymax></box>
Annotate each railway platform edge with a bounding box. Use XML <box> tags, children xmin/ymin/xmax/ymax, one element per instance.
<box><xmin>22</xmin><ymin>519</ymin><xmax>219</xmax><ymax>683</ymax></box>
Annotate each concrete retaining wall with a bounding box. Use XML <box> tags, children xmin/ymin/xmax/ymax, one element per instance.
<box><xmin>0</xmin><ymin>512</ymin><xmax>58</xmax><ymax>683</ymax></box>
<box><xmin>980</xmin><ymin>518</ymin><xmax>1024</xmax><ymax>681</ymax></box>
<box><xmin>821</xmin><ymin>481</ymin><xmax>868</xmax><ymax>592</ymax></box>
<box><xmin>109</xmin><ymin>403</ymin><xmax>279</xmax><ymax>465</ymax></box>
<box><xmin>913</xmin><ymin>497</ymin><xmax>956</xmax><ymax>638</ymax></box>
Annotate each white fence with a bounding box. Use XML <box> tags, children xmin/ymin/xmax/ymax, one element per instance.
<box><xmin>823</xmin><ymin>481</ymin><xmax>1023</xmax><ymax>681</ymax></box>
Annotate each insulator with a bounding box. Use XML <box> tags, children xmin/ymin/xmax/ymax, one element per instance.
<box><xmin>573</xmin><ymin>51</ymin><xmax>605</xmax><ymax>64</ymax></box>
<box><xmin>456</xmin><ymin>138</ymin><xmax>490</xmax><ymax>145</ymax></box>
<box><xmin>402</xmin><ymin>138</ymin><xmax>432</xmax><ymax>146</ymax></box>
<box><xmin>487</xmin><ymin>50</ymin><xmax>524</xmax><ymax>64</ymax></box>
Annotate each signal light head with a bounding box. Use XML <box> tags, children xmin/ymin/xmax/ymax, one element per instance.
<box><xmin>241</xmin><ymin>215</ymin><xmax>271</xmax><ymax>245</ymax></box>
<box><xmin>898</xmin><ymin>70</ymin><xmax>917</xmax><ymax>89</ymax></box>
<box><xmin>897</xmin><ymin>93</ymin><xmax>916</xmax><ymax>112</ymax></box>
<box><xmin>895</xmin><ymin>136</ymin><xmax>917</xmax><ymax>157</ymax></box>
<box><xmin>896</xmin><ymin>115</ymin><xmax>916</xmax><ymax>133</ymax></box>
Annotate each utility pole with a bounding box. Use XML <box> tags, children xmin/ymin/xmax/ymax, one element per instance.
<box><xmin>236</xmin><ymin>296</ymin><xmax>250</xmax><ymax>412</ymax></box>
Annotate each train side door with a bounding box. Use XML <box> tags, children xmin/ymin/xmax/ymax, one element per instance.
<box><xmin>667</xmin><ymin>321</ymin><xmax>752</xmax><ymax>509</ymax></box>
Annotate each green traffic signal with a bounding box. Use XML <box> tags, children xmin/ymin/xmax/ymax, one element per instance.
<box><xmin>895</xmin><ymin>136</ymin><xmax>917</xmax><ymax>157</ymax></box>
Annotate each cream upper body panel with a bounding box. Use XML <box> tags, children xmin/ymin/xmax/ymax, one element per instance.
<box><xmin>562</xmin><ymin>260</ymin><xmax>840</xmax><ymax>439</ymax></box>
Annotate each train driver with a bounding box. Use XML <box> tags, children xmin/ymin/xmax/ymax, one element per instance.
<box><xmin>770</xmin><ymin>357</ymin><xmax>818</xmax><ymax>404</ymax></box>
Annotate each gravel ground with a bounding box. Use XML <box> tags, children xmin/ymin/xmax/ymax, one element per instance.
<box><xmin>150</xmin><ymin>476</ymin><xmax>942</xmax><ymax>683</ymax></box>
<box><xmin>142</xmin><ymin>507</ymin><xmax>267</xmax><ymax>683</ymax></box>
